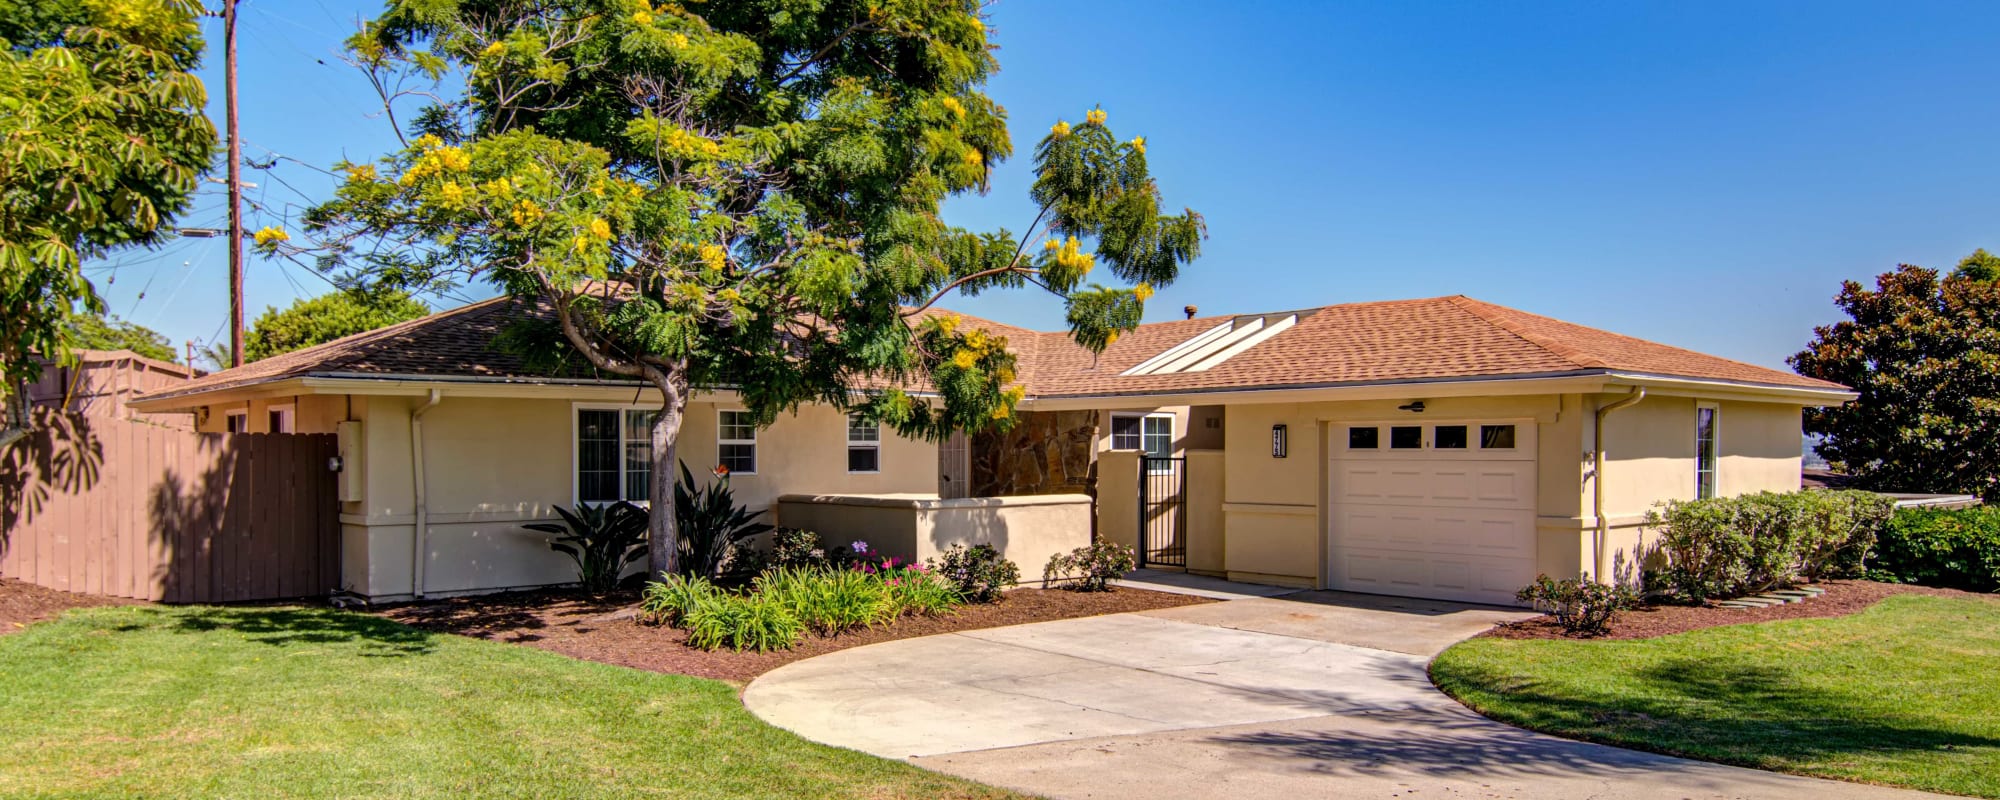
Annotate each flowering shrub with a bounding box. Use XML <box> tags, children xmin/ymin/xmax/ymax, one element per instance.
<box><xmin>769</xmin><ymin>528</ymin><xmax>829</xmax><ymax>570</ymax></box>
<box><xmin>1516</xmin><ymin>574</ymin><xmax>1636</xmax><ymax>637</ymax></box>
<box><xmin>1043</xmin><ymin>541</ymin><xmax>1136</xmax><ymax>592</ymax></box>
<box><xmin>929</xmin><ymin>544</ymin><xmax>1020</xmax><ymax>603</ymax></box>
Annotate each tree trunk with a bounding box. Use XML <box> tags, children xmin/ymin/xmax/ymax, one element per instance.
<box><xmin>646</xmin><ymin>366</ymin><xmax>690</xmax><ymax>579</ymax></box>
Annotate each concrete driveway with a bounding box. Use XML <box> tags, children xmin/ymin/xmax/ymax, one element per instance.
<box><xmin>744</xmin><ymin>589</ymin><xmax>1950</xmax><ymax>800</ymax></box>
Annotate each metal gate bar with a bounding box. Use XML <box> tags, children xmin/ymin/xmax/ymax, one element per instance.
<box><xmin>1138</xmin><ymin>456</ymin><xmax>1187</xmax><ymax>568</ymax></box>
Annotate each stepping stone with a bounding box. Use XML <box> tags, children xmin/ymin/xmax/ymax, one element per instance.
<box><xmin>1719</xmin><ymin>597</ymin><xmax>1783</xmax><ymax>608</ymax></box>
<box><xmin>1769</xmin><ymin>590</ymin><xmax>1816</xmax><ymax>600</ymax></box>
<box><xmin>1752</xmin><ymin>593</ymin><xmax>1799</xmax><ymax>604</ymax></box>
<box><xmin>1797</xmin><ymin>586</ymin><xmax>1826</xmax><ymax>595</ymax></box>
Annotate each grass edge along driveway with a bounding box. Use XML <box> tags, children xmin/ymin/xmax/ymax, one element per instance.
<box><xmin>0</xmin><ymin>604</ymin><xmax>1019</xmax><ymax>800</ymax></box>
<box><xmin>1431</xmin><ymin>594</ymin><xmax>2000</xmax><ymax>799</ymax></box>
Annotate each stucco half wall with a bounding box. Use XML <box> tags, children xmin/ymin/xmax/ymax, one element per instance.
<box><xmin>775</xmin><ymin>493</ymin><xmax>1092</xmax><ymax>584</ymax></box>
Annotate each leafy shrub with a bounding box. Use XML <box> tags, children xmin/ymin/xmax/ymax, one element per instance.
<box><xmin>1517</xmin><ymin>574</ymin><xmax>1636</xmax><ymax>636</ymax></box>
<box><xmin>524</xmin><ymin>501</ymin><xmax>649</xmax><ymax>594</ymax></box>
<box><xmin>769</xmin><ymin>528</ymin><xmax>829</xmax><ymax>570</ymax></box>
<box><xmin>929</xmin><ymin>544</ymin><xmax>1019</xmax><ymax>603</ymax></box>
<box><xmin>638</xmin><ymin>573</ymin><xmax>722</xmax><ymax>626</ymax></box>
<box><xmin>753</xmin><ymin>566</ymin><xmax>895</xmax><ymax>635</ymax></box>
<box><xmin>880</xmin><ymin>567</ymin><xmax>960</xmax><ymax>617</ymax></box>
<box><xmin>1043</xmin><ymin>541</ymin><xmax>1136</xmax><ymax>592</ymax></box>
<box><xmin>1645</xmin><ymin>490</ymin><xmax>1893</xmax><ymax>602</ymax></box>
<box><xmin>681</xmin><ymin>593</ymin><xmax>803</xmax><ymax>652</ymax></box>
<box><xmin>1869</xmin><ymin>506</ymin><xmax>2000</xmax><ymax>592</ymax></box>
<box><xmin>674</xmin><ymin>462</ymin><xmax>774</xmax><ymax>579</ymax></box>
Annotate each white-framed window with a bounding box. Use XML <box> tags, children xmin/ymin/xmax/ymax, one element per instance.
<box><xmin>1112</xmin><ymin>413</ymin><xmax>1175</xmax><ymax>472</ymax></box>
<box><xmin>224</xmin><ymin>409</ymin><xmax>248</xmax><ymax>434</ymax></box>
<box><xmin>268</xmin><ymin>405</ymin><xmax>295</xmax><ymax>434</ymax></box>
<box><xmin>718</xmin><ymin>409</ymin><xmax>758</xmax><ymax>475</ymax></box>
<box><xmin>1695</xmin><ymin>403</ymin><xmax>1719</xmax><ymax>499</ymax></box>
<box><xmin>1479</xmin><ymin>424</ymin><xmax>1517</xmax><ymax>450</ymax></box>
<box><xmin>574</xmin><ymin>405</ymin><xmax>659</xmax><ymax>504</ymax></box>
<box><xmin>846</xmin><ymin>413</ymin><xmax>880</xmax><ymax>473</ymax></box>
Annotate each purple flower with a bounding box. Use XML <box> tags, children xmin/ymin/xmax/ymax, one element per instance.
<box><xmin>850</xmin><ymin>540</ymin><xmax>869</xmax><ymax>554</ymax></box>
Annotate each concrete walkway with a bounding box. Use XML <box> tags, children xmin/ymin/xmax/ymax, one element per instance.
<box><xmin>745</xmin><ymin>589</ymin><xmax>1952</xmax><ymax>800</ymax></box>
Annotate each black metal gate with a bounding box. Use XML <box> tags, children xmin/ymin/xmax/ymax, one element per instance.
<box><xmin>1138</xmin><ymin>456</ymin><xmax>1187</xmax><ymax>568</ymax></box>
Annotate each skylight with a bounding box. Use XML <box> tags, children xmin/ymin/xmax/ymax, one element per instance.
<box><xmin>1121</xmin><ymin>313</ymin><xmax>1300</xmax><ymax>376</ymax></box>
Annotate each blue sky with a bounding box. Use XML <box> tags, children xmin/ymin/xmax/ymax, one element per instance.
<box><xmin>94</xmin><ymin>0</ymin><xmax>2000</xmax><ymax>370</ymax></box>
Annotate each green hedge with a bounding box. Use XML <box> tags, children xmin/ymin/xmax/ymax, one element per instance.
<box><xmin>1644</xmin><ymin>490</ymin><xmax>1895</xmax><ymax>602</ymax></box>
<box><xmin>1870</xmin><ymin>506</ymin><xmax>2000</xmax><ymax>592</ymax></box>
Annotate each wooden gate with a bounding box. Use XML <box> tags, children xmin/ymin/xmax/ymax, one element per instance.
<box><xmin>1</xmin><ymin>411</ymin><xmax>340</xmax><ymax>602</ymax></box>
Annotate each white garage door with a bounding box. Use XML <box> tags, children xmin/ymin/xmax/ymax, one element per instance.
<box><xmin>1326</xmin><ymin>421</ymin><xmax>1537</xmax><ymax>606</ymax></box>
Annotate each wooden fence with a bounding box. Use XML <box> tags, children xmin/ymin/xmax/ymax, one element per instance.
<box><xmin>2</xmin><ymin>411</ymin><xmax>339</xmax><ymax>602</ymax></box>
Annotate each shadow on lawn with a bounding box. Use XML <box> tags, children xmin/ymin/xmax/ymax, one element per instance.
<box><xmin>1427</xmin><ymin>656</ymin><xmax>2000</xmax><ymax>774</ymax></box>
<box><xmin>115</xmin><ymin>606</ymin><xmax>437</xmax><ymax>657</ymax></box>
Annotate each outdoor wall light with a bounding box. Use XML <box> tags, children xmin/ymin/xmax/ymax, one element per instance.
<box><xmin>327</xmin><ymin>456</ymin><xmax>344</xmax><ymax>473</ymax></box>
<box><xmin>1397</xmin><ymin>401</ymin><xmax>1426</xmax><ymax>413</ymax></box>
<box><xmin>1271</xmin><ymin>424</ymin><xmax>1288</xmax><ymax>458</ymax></box>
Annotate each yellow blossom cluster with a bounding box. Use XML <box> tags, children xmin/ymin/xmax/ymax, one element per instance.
<box><xmin>1130</xmin><ymin>136</ymin><xmax>1145</xmax><ymax>155</ymax></box>
<box><xmin>632</xmin><ymin>10</ymin><xmax>653</xmax><ymax>24</ymax></box>
<box><xmin>589</xmin><ymin>218</ymin><xmax>612</xmax><ymax>241</ymax></box>
<box><xmin>666</xmin><ymin>31</ymin><xmax>690</xmax><ymax>48</ymax></box>
<box><xmin>663</xmin><ymin>127</ymin><xmax>724</xmax><ymax>161</ymax></box>
<box><xmin>252</xmin><ymin>227</ymin><xmax>289</xmax><ymax>246</ymax></box>
<box><xmin>510</xmin><ymin>199</ymin><xmax>544</xmax><ymax>227</ymax></box>
<box><xmin>437</xmin><ymin>181</ymin><xmax>466</xmax><ymax>209</ymax></box>
<box><xmin>398</xmin><ymin>139</ymin><xmax>469</xmax><ymax>186</ymax></box>
<box><xmin>1041</xmin><ymin>235</ymin><xmax>1094</xmax><ymax>274</ymax></box>
<box><xmin>952</xmin><ymin>350</ymin><xmax>977</xmax><ymax>369</ymax></box>
<box><xmin>482</xmin><ymin>177</ymin><xmax>514</xmax><ymax>199</ymax></box>
<box><xmin>1049</xmin><ymin>120</ymin><xmax>1070</xmax><ymax>138</ymax></box>
<box><xmin>1133</xmin><ymin>282</ymin><xmax>1154</xmax><ymax>302</ymax></box>
<box><xmin>940</xmin><ymin>96</ymin><xmax>966</xmax><ymax>119</ymax></box>
<box><xmin>933</xmin><ymin>314</ymin><xmax>961</xmax><ymax>336</ymax></box>
<box><xmin>1085</xmin><ymin>108</ymin><xmax>1106</xmax><ymax>125</ymax></box>
<box><xmin>343</xmin><ymin>163</ymin><xmax>377</xmax><ymax>183</ymax></box>
<box><xmin>961</xmin><ymin>147</ymin><xmax>981</xmax><ymax>166</ymax></box>
<box><xmin>991</xmin><ymin>386</ymin><xmax>1026</xmax><ymax>419</ymax></box>
<box><xmin>482</xmin><ymin>41</ymin><xmax>505</xmax><ymax>58</ymax></box>
<box><xmin>698</xmin><ymin>242</ymin><xmax>727</xmax><ymax>271</ymax></box>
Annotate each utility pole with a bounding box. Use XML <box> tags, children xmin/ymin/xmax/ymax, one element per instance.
<box><xmin>223</xmin><ymin>0</ymin><xmax>244</xmax><ymax>368</ymax></box>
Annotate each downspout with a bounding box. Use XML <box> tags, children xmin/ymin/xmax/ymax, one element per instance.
<box><xmin>410</xmin><ymin>389</ymin><xmax>443</xmax><ymax>599</ymax></box>
<box><xmin>1592</xmin><ymin>387</ymin><xmax>1646</xmax><ymax>584</ymax></box>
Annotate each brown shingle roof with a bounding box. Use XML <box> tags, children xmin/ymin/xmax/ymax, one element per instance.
<box><xmin>137</xmin><ymin>293</ymin><xmax>1843</xmax><ymax>405</ymax></box>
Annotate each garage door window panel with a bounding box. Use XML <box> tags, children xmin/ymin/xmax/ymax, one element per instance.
<box><xmin>1390</xmin><ymin>426</ymin><xmax>1423</xmax><ymax>449</ymax></box>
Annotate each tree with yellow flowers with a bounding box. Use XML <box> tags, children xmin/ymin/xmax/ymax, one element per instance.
<box><xmin>298</xmin><ymin>0</ymin><xmax>1204</xmax><ymax>577</ymax></box>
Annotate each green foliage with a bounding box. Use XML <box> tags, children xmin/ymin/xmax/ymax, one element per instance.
<box><xmin>1042</xmin><ymin>541</ymin><xmax>1136</xmax><ymax>592</ymax></box>
<box><xmin>65</xmin><ymin>310</ymin><xmax>176</xmax><ymax>362</ymax></box>
<box><xmin>674</xmin><ymin>462</ymin><xmax>774</xmax><ymax>579</ymax></box>
<box><xmin>1644</xmin><ymin>490</ymin><xmax>1894</xmax><ymax>602</ymax></box>
<box><xmin>928</xmin><ymin>543</ymin><xmax>1019</xmax><ymax>603</ymax></box>
<box><xmin>1516</xmin><ymin>574</ymin><xmax>1636</xmax><ymax>636</ymax></box>
<box><xmin>1870</xmin><ymin>506</ymin><xmax>2000</xmax><ymax>592</ymax></box>
<box><xmin>753</xmin><ymin>566</ymin><xmax>896</xmax><ymax>636</ymax></box>
<box><xmin>300</xmin><ymin>0</ymin><xmax>1205</xmax><ymax>576</ymax></box>
<box><xmin>769</xmin><ymin>528</ymin><xmax>830</xmax><ymax>570</ymax></box>
<box><xmin>1953</xmin><ymin>248</ymin><xmax>2000</xmax><ymax>283</ymax></box>
<box><xmin>1791</xmin><ymin>257</ymin><xmax>2000</xmax><ymax>501</ymax></box>
<box><xmin>680</xmin><ymin>593</ymin><xmax>805</xmax><ymax>653</ymax></box>
<box><xmin>244</xmin><ymin>288</ymin><xmax>428</xmax><ymax>361</ymax></box>
<box><xmin>638</xmin><ymin>572</ymin><xmax>722</xmax><ymax>626</ymax></box>
<box><xmin>522</xmin><ymin>501</ymin><xmax>649</xmax><ymax>594</ymax></box>
<box><xmin>880</xmin><ymin>567</ymin><xmax>959</xmax><ymax>618</ymax></box>
<box><xmin>0</xmin><ymin>0</ymin><xmax>214</xmax><ymax>409</ymax></box>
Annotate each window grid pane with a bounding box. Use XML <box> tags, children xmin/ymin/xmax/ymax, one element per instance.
<box><xmin>1390</xmin><ymin>426</ymin><xmax>1423</xmax><ymax>449</ymax></box>
<box><xmin>1348</xmin><ymin>427</ymin><xmax>1379</xmax><ymax>449</ymax></box>
<box><xmin>1142</xmin><ymin>416</ymin><xmax>1173</xmax><ymax>458</ymax></box>
<box><xmin>1696</xmin><ymin>408</ymin><xmax>1717</xmax><ymax>499</ymax></box>
<box><xmin>577</xmin><ymin>409</ymin><xmax>620</xmax><ymax>503</ymax></box>
<box><xmin>719</xmin><ymin>443</ymin><xmax>756</xmax><ymax>474</ymax></box>
<box><xmin>847</xmin><ymin>413</ymin><xmax>879</xmax><ymax>442</ymax></box>
<box><xmin>1480</xmin><ymin>424</ymin><xmax>1517</xmax><ymax>449</ymax></box>
<box><xmin>848</xmin><ymin>446</ymin><xmax>879</xmax><ymax>473</ymax></box>
<box><xmin>1111</xmin><ymin>417</ymin><xmax>1142</xmax><ymax>450</ymax></box>
<box><xmin>1434</xmin><ymin>425</ymin><xmax>1468</xmax><ymax>449</ymax></box>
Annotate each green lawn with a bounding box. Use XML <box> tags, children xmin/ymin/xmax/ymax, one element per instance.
<box><xmin>0</xmin><ymin>605</ymin><xmax>1016</xmax><ymax>800</ymax></box>
<box><xmin>1432</xmin><ymin>594</ymin><xmax>2000</xmax><ymax>798</ymax></box>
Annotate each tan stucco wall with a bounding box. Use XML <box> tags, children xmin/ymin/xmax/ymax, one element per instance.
<box><xmin>1096</xmin><ymin>450</ymin><xmax>1140</xmax><ymax>554</ymax></box>
<box><xmin>1184</xmin><ymin>449</ymin><xmax>1226</xmax><ymax>575</ymax></box>
<box><xmin>298</xmin><ymin>391</ymin><xmax>940</xmax><ymax>599</ymax></box>
<box><xmin>774</xmin><ymin>494</ymin><xmax>1092</xmax><ymax>585</ymax></box>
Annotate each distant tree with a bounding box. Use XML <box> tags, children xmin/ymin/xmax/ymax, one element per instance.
<box><xmin>67</xmin><ymin>311</ymin><xmax>177</xmax><ymax>363</ymax></box>
<box><xmin>300</xmin><ymin>0</ymin><xmax>1205</xmax><ymax>577</ymax></box>
<box><xmin>1954</xmin><ymin>248</ymin><xmax>2000</xmax><ymax>283</ymax></box>
<box><xmin>1791</xmin><ymin>255</ymin><xmax>2000</xmax><ymax>500</ymax></box>
<box><xmin>0</xmin><ymin>0</ymin><xmax>215</xmax><ymax>446</ymax></box>
<box><xmin>195</xmin><ymin>341</ymin><xmax>233</xmax><ymax>373</ymax></box>
<box><xmin>244</xmin><ymin>289</ymin><xmax>429</xmax><ymax>362</ymax></box>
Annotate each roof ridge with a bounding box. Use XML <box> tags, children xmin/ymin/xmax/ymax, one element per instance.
<box><xmin>1444</xmin><ymin>295</ymin><xmax>1606</xmax><ymax>370</ymax></box>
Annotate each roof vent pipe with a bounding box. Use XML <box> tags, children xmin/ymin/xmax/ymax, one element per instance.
<box><xmin>1184</xmin><ymin>305</ymin><xmax>1198</xmax><ymax>319</ymax></box>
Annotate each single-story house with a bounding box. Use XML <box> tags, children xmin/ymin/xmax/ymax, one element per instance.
<box><xmin>130</xmin><ymin>294</ymin><xmax>1852</xmax><ymax>606</ymax></box>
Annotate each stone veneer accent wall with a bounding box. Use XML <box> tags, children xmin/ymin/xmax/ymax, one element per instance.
<box><xmin>970</xmin><ymin>410</ymin><xmax>1098</xmax><ymax>497</ymax></box>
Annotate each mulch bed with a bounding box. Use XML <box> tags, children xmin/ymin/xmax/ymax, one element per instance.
<box><xmin>1484</xmin><ymin>579</ymin><xmax>1995</xmax><ymax>641</ymax></box>
<box><xmin>0</xmin><ymin>578</ymin><xmax>137</xmax><ymax>634</ymax></box>
<box><xmin>375</xmin><ymin>586</ymin><xmax>1213</xmax><ymax>684</ymax></box>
